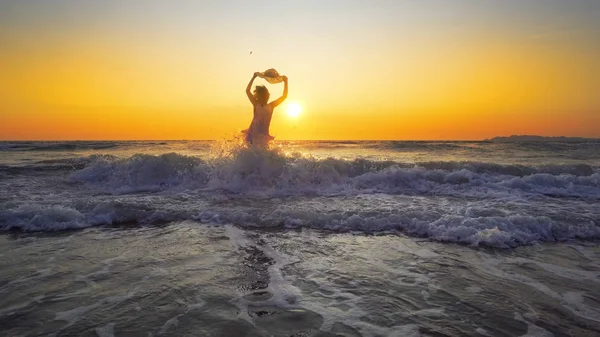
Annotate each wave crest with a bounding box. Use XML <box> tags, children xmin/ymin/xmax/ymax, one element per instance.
<box><xmin>2</xmin><ymin>200</ymin><xmax>599</xmax><ymax>248</ymax></box>
<box><xmin>67</xmin><ymin>150</ymin><xmax>599</xmax><ymax>198</ymax></box>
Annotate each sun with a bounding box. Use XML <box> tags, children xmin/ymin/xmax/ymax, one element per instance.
<box><xmin>286</xmin><ymin>102</ymin><xmax>302</xmax><ymax>118</ymax></box>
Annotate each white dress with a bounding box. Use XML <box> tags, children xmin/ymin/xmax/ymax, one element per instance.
<box><xmin>244</xmin><ymin>104</ymin><xmax>274</xmax><ymax>146</ymax></box>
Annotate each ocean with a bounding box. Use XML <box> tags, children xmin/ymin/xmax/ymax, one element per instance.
<box><xmin>0</xmin><ymin>140</ymin><xmax>599</xmax><ymax>336</ymax></box>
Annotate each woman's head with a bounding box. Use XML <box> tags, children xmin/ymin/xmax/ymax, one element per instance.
<box><xmin>253</xmin><ymin>85</ymin><xmax>270</xmax><ymax>105</ymax></box>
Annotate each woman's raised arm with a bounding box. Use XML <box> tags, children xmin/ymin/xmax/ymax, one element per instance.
<box><xmin>246</xmin><ymin>73</ymin><xmax>259</xmax><ymax>105</ymax></box>
<box><xmin>269</xmin><ymin>76</ymin><xmax>288</xmax><ymax>108</ymax></box>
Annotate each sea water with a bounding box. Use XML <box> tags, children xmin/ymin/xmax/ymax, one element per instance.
<box><xmin>0</xmin><ymin>140</ymin><xmax>599</xmax><ymax>336</ymax></box>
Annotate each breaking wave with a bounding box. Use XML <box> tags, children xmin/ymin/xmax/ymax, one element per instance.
<box><xmin>1</xmin><ymin>149</ymin><xmax>599</xmax><ymax>247</ymax></box>
<box><xmin>64</xmin><ymin>151</ymin><xmax>600</xmax><ymax>198</ymax></box>
<box><xmin>1</xmin><ymin>199</ymin><xmax>599</xmax><ymax>248</ymax></box>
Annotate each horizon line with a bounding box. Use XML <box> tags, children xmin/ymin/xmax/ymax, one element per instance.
<box><xmin>1</xmin><ymin>136</ymin><xmax>599</xmax><ymax>142</ymax></box>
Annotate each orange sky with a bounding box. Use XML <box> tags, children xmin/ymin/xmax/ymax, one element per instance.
<box><xmin>1</xmin><ymin>1</ymin><xmax>599</xmax><ymax>140</ymax></box>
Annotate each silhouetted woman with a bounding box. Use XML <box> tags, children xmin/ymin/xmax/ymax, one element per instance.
<box><xmin>243</xmin><ymin>72</ymin><xmax>288</xmax><ymax>147</ymax></box>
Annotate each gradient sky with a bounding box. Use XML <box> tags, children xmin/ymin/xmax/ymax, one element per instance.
<box><xmin>1</xmin><ymin>0</ymin><xmax>599</xmax><ymax>140</ymax></box>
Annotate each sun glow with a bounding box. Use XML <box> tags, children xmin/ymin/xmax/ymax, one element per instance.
<box><xmin>286</xmin><ymin>102</ymin><xmax>302</xmax><ymax>118</ymax></box>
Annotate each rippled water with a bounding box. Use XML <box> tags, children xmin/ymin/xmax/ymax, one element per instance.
<box><xmin>1</xmin><ymin>140</ymin><xmax>599</xmax><ymax>247</ymax></box>
<box><xmin>1</xmin><ymin>140</ymin><xmax>599</xmax><ymax>335</ymax></box>
<box><xmin>1</xmin><ymin>224</ymin><xmax>599</xmax><ymax>336</ymax></box>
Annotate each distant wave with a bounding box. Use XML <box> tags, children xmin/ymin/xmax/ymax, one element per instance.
<box><xmin>376</xmin><ymin>141</ymin><xmax>474</xmax><ymax>151</ymax></box>
<box><xmin>488</xmin><ymin>135</ymin><xmax>600</xmax><ymax>142</ymax></box>
<box><xmin>288</xmin><ymin>141</ymin><xmax>483</xmax><ymax>151</ymax></box>
<box><xmin>283</xmin><ymin>140</ymin><xmax>600</xmax><ymax>153</ymax></box>
<box><xmin>497</xmin><ymin>141</ymin><xmax>600</xmax><ymax>153</ymax></box>
<box><xmin>2</xmin><ymin>140</ymin><xmax>598</xmax><ymax>154</ymax></box>
<box><xmin>0</xmin><ymin>141</ymin><xmax>121</xmax><ymax>152</ymax></box>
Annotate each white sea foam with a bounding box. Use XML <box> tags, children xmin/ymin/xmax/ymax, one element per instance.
<box><xmin>95</xmin><ymin>323</ymin><xmax>115</xmax><ymax>337</ymax></box>
<box><xmin>225</xmin><ymin>226</ymin><xmax>306</xmax><ymax>325</ymax></box>
<box><xmin>1</xmin><ymin>151</ymin><xmax>599</xmax><ymax>248</ymax></box>
<box><xmin>466</xmin><ymin>286</ymin><xmax>483</xmax><ymax>293</ymax></box>
<box><xmin>223</xmin><ymin>227</ymin><xmax>423</xmax><ymax>337</ymax></box>
<box><xmin>476</xmin><ymin>327</ymin><xmax>492</xmax><ymax>336</ymax></box>
<box><xmin>0</xmin><ymin>205</ymin><xmax>87</xmax><ymax>231</ymax></box>
<box><xmin>1</xmin><ymin>199</ymin><xmax>598</xmax><ymax>248</ymax></box>
<box><xmin>64</xmin><ymin>152</ymin><xmax>600</xmax><ymax>198</ymax></box>
<box><xmin>158</xmin><ymin>315</ymin><xmax>180</xmax><ymax>335</ymax></box>
<box><xmin>260</xmin><ymin>244</ymin><xmax>303</xmax><ymax>308</ymax></box>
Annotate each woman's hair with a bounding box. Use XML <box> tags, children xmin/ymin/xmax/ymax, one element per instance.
<box><xmin>253</xmin><ymin>85</ymin><xmax>270</xmax><ymax>102</ymax></box>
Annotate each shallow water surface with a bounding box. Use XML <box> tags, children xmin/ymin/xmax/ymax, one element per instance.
<box><xmin>1</xmin><ymin>140</ymin><xmax>599</xmax><ymax>335</ymax></box>
<box><xmin>1</xmin><ymin>223</ymin><xmax>599</xmax><ymax>336</ymax></box>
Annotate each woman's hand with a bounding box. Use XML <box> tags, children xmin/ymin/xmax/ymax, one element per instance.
<box><xmin>282</xmin><ymin>75</ymin><xmax>288</xmax><ymax>82</ymax></box>
<box><xmin>253</xmin><ymin>72</ymin><xmax>260</xmax><ymax>78</ymax></box>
